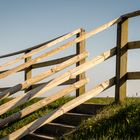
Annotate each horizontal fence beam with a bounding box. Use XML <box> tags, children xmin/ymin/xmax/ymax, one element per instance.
<box><xmin>0</xmin><ymin>54</ymin><xmax>77</xmax><ymax>73</ymax></box>
<box><xmin>127</xmin><ymin>41</ymin><xmax>140</xmax><ymax>50</ymax></box>
<box><xmin>0</xmin><ymin>87</ymin><xmax>10</xmax><ymax>92</ymax></box>
<box><xmin>32</xmin><ymin>54</ymin><xmax>76</xmax><ymax>69</ymax></box>
<box><xmin>121</xmin><ymin>10</ymin><xmax>140</xmax><ymax>19</ymax></box>
<box><xmin>127</xmin><ymin>72</ymin><xmax>140</xmax><ymax>80</ymax></box>
<box><xmin>0</xmin><ymin>29</ymin><xmax>81</xmax><ymax>59</ymax></box>
<box><xmin>0</xmin><ymin>79</ymin><xmax>77</xmax><ymax>92</ymax></box>
<box><xmin>0</xmin><ymin>28</ymin><xmax>81</xmax><ymax>71</ymax></box>
<box><xmin>0</xmin><ymin>34</ymin><xmax>67</xmax><ymax>58</ymax></box>
<box><xmin>32</xmin><ymin>78</ymin><xmax>76</xmax><ymax>89</ymax></box>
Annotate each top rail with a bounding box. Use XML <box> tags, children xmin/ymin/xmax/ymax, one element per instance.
<box><xmin>121</xmin><ymin>10</ymin><xmax>140</xmax><ymax>18</ymax></box>
<box><xmin>0</xmin><ymin>29</ymin><xmax>81</xmax><ymax>59</ymax></box>
<box><xmin>0</xmin><ymin>34</ymin><xmax>66</xmax><ymax>58</ymax></box>
<box><xmin>0</xmin><ymin>28</ymin><xmax>81</xmax><ymax>70</ymax></box>
<box><xmin>1</xmin><ymin>10</ymin><xmax>140</xmax><ymax>60</ymax></box>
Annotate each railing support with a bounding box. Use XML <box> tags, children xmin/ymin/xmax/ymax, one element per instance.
<box><xmin>115</xmin><ymin>18</ymin><xmax>128</xmax><ymax>103</ymax></box>
<box><xmin>24</xmin><ymin>50</ymin><xmax>32</xmax><ymax>92</ymax></box>
<box><xmin>76</xmin><ymin>28</ymin><xmax>86</xmax><ymax>96</ymax></box>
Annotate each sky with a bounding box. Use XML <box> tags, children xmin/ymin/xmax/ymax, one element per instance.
<box><xmin>0</xmin><ymin>0</ymin><xmax>140</xmax><ymax>97</ymax></box>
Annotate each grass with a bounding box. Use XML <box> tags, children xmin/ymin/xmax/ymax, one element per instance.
<box><xmin>62</xmin><ymin>98</ymin><xmax>140</xmax><ymax>140</ymax></box>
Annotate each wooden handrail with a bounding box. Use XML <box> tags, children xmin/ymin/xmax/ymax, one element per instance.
<box><xmin>0</xmin><ymin>28</ymin><xmax>81</xmax><ymax>70</ymax></box>
<box><xmin>121</xmin><ymin>10</ymin><xmax>140</xmax><ymax>18</ymax></box>
<box><xmin>0</xmin><ymin>54</ymin><xmax>77</xmax><ymax>74</ymax></box>
<box><xmin>127</xmin><ymin>41</ymin><xmax>140</xmax><ymax>50</ymax></box>
<box><xmin>127</xmin><ymin>71</ymin><xmax>140</xmax><ymax>80</ymax></box>
<box><xmin>0</xmin><ymin>34</ymin><xmax>67</xmax><ymax>59</ymax></box>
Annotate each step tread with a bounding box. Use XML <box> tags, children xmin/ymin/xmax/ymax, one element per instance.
<box><xmin>22</xmin><ymin>133</ymin><xmax>55</xmax><ymax>140</ymax></box>
<box><xmin>53</xmin><ymin>112</ymin><xmax>93</xmax><ymax>126</ymax></box>
<box><xmin>47</xmin><ymin>122</ymin><xmax>76</xmax><ymax>128</ymax></box>
<box><xmin>35</xmin><ymin>122</ymin><xmax>76</xmax><ymax>137</ymax></box>
<box><xmin>64</xmin><ymin>112</ymin><xmax>93</xmax><ymax>117</ymax></box>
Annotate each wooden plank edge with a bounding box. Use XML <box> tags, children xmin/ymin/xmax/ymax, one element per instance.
<box><xmin>0</xmin><ymin>54</ymin><xmax>77</xmax><ymax>73</ymax></box>
<box><xmin>127</xmin><ymin>72</ymin><xmax>140</xmax><ymax>80</ymax></box>
<box><xmin>32</xmin><ymin>54</ymin><xmax>77</xmax><ymax>69</ymax></box>
<box><xmin>121</xmin><ymin>10</ymin><xmax>140</xmax><ymax>19</ymax></box>
<box><xmin>127</xmin><ymin>41</ymin><xmax>140</xmax><ymax>50</ymax></box>
<box><xmin>32</xmin><ymin>79</ymin><xmax>76</xmax><ymax>89</ymax></box>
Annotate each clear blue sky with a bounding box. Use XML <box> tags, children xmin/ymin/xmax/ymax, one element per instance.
<box><xmin>0</xmin><ymin>0</ymin><xmax>140</xmax><ymax>97</ymax></box>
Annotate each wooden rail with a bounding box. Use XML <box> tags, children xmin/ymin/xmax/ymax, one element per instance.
<box><xmin>0</xmin><ymin>10</ymin><xmax>140</xmax><ymax>140</ymax></box>
<box><xmin>0</xmin><ymin>28</ymin><xmax>81</xmax><ymax>70</ymax></box>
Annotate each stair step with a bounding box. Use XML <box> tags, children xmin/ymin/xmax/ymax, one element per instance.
<box><xmin>70</xmin><ymin>103</ymin><xmax>107</xmax><ymax>115</ymax></box>
<box><xmin>53</xmin><ymin>112</ymin><xmax>92</xmax><ymax>126</ymax></box>
<box><xmin>35</xmin><ymin>122</ymin><xmax>75</xmax><ymax>137</ymax></box>
<box><xmin>21</xmin><ymin>103</ymin><xmax>106</xmax><ymax>140</ymax></box>
<box><xmin>21</xmin><ymin>133</ymin><xmax>55</xmax><ymax>140</ymax></box>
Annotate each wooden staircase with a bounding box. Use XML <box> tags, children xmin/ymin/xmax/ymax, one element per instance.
<box><xmin>22</xmin><ymin>103</ymin><xmax>106</xmax><ymax>140</ymax></box>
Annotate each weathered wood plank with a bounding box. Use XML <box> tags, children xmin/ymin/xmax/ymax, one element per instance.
<box><xmin>0</xmin><ymin>55</ymin><xmax>77</xmax><ymax>74</ymax></box>
<box><xmin>32</xmin><ymin>79</ymin><xmax>76</xmax><ymax>88</ymax></box>
<box><xmin>1</xmin><ymin>77</ymin><xmax>115</xmax><ymax>140</ymax></box>
<box><xmin>0</xmin><ymin>79</ymin><xmax>76</xmax><ymax>92</ymax></box>
<box><xmin>32</xmin><ymin>54</ymin><xmax>76</xmax><ymax>69</ymax></box>
<box><xmin>121</xmin><ymin>10</ymin><xmax>140</xmax><ymax>18</ymax></box>
<box><xmin>127</xmin><ymin>41</ymin><xmax>140</xmax><ymax>50</ymax></box>
<box><xmin>115</xmin><ymin>19</ymin><xmax>128</xmax><ymax>103</ymax></box>
<box><xmin>24</xmin><ymin>50</ymin><xmax>32</xmax><ymax>92</ymax></box>
<box><xmin>127</xmin><ymin>72</ymin><xmax>140</xmax><ymax>80</ymax></box>
<box><xmin>76</xmin><ymin>28</ymin><xmax>86</xmax><ymax>96</ymax></box>
<box><xmin>0</xmin><ymin>87</ymin><xmax>10</xmax><ymax>92</ymax></box>
<box><xmin>0</xmin><ymin>28</ymin><xmax>81</xmax><ymax>70</ymax></box>
<box><xmin>0</xmin><ymin>52</ymin><xmax>88</xmax><ymax>99</ymax></box>
<box><xmin>0</xmin><ymin>33</ymin><xmax>68</xmax><ymax>58</ymax></box>
<box><xmin>0</xmin><ymin>79</ymin><xmax>88</xmax><ymax>127</ymax></box>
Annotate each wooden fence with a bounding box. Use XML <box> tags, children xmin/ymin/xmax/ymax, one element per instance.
<box><xmin>0</xmin><ymin>10</ymin><xmax>140</xmax><ymax>140</ymax></box>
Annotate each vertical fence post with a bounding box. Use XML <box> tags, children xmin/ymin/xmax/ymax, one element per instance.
<box><xmin>76</xmin><ymin>28</ymin><xmax>86</xmax><ymax>97</ymax></box>
<box><xmin>24</xmin><ymin>50</ymin><xmax>32</xmax><ymax>93</ymax></box>
<box><xmin>115</xmin><ymin>18</ymin><xmax>128</xmax><ymax>103</ymax></box>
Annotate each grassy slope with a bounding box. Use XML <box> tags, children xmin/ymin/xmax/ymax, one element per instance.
<box><xmin>0</xmin><ymin>97</ymin><xmax>140</xmax><ymax>139</ymax></box>
<box><xmin>62</xmin><ymin>98</ymin><xmax>140</xmax><ymax>140</ymax></box>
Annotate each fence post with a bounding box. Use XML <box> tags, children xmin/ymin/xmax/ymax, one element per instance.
<box><xmin>24</xmin><ymin>50</ymin><xmax>32</xmax><ymax>93</ymax></box>
<box><xmin>115</xmin><ymin>18</ymin><xmax>128</xmax><ymax>103</ymax></box>
<box><xmin>76</xmin><ymin>28</ymin><xmax>86</xmax><ymax>97</ymax></box>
